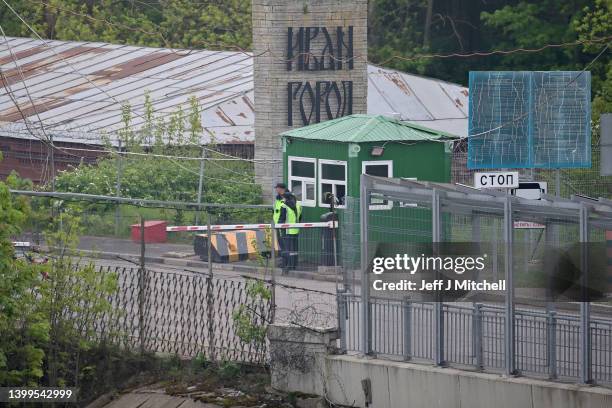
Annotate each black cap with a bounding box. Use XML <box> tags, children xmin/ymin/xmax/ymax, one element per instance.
<box><xmin>275</xmin><ymin>182</ymin><xmax>287</xmax><ymax>189</ymax></box>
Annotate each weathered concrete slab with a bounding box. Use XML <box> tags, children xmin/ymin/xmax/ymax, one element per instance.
<box><xmin>91</xmin><ymin>390</ymin><xmax>221</xmax><ymax>408</ymax></box>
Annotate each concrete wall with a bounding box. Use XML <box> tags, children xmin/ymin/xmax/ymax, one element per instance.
<box><xmin>268</xmin><ymin>324</ymin><xmax>612</xmax><ymax>408</ymax></box>
<box><xmin>252</xmin><ymin>0</ymin><xmax>368</xmax><ymax>197</ymax></box>
<box><xmin>319</xmin><ymin>356</ymin><xmax>612</xmax><ymax>408</ymax></box>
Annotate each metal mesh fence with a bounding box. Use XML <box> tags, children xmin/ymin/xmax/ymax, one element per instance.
<box><xmin>453</xmin><ymin>146</ymin><xmax>611</xmax><ymax>199</ymax></box>
<box><xmin>87</xmin><ymin>265</ymin><xmax>271</xmax><ymax>363</ymax></box>
<box><xmin>9</xmin><ymin>191</ymin><xmax>340</xmax><ymax>368</ymax></box>
<box><xmin>339</xmin><ymin>175</ymin><xmax>612</xmax><ymax>385</ymax></box>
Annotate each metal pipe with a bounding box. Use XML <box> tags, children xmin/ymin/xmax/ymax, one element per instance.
<box><xmin>195</xmin><ymin>145</ymin><xmax>206</xmax><ymax>225</ymax></box>
<box><xmin>114</xmin><ymin>140</ymin><xmax>123</xmax><ymax>236</ymax></box>
<box><xmin>9</xmin><ymin>189</ymin><xmax>272</xmax><ymax>210</ymax></box>
<box><xmin>579</xmin><ymin>204</ymin><xmax>592</xmax><ymax>384</ymax></box>
<box><xmin>360</xmin><ymin>174</ymin><xmax>371</xmax><ymax>355</ymax></box>
<box><xmin>403</xmin><ymin>296</ymin><xmax>412</xmax><ymax>361</ymax></box>
<box><xmin>504</xmin><ymin>196</ymin><xmax>516</xmax><ymax>375</ymax></box>
<box><xmin>547</xmin><ymin>310</ymin><xmax>557</xmax><ymax>379</ymax></box>
<box><xmin>139</xmin><ymin>215</ymin><xmax>146</xmax><ymax>354</ymax></box>
<box><xmin>473</xmin><ymin>303</ymin><xmax>483</xmax><ymax>369</ymax></box>
<box><xmin>207</xmin><ymin>212</ymin><xmax>213</xmax><ymax>277</ymax></box>
<box><xmin>270</xmin><ymin>217</ymin><xmax>277</xmax><ymax>324</ymax></box>
<box><xmin>338</xmin><ymin>289</ymin><xmax>347</xmax><ymax>354</ymax></box>
<box><xmin>432</xmin><ymin>189</ymin><xmax>445</xmax><ymax>366</ymax></box>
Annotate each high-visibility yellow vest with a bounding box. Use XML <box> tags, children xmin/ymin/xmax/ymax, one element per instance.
<box><xmin>296</xmin><ymin>202</ymin><xmax>302</xmax><ymax>221</ymax></box>
<box><xmin>273</xmin><ymin>198</ymin><xmax>283</xmax><ymax>224</ymax></box>
<box><xmin>281</xmin><ymin>203</ymin><xmax>299</xmax><ymax>235</ymax></box>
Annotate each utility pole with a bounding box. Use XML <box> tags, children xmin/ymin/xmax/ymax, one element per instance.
<box><xmin>196</xmin><ymin>145</ymin><xmax>206</xmax><ymax>225</ymax></box>
<box><xmin>114</xmin><ymin>140</ymin><xmax>123</xmax><ymax>236</ymax></box>
<box><xmin>49</xmin><ymin>133</ymin><xmax>56</xmax><ymax>191</ymax></box>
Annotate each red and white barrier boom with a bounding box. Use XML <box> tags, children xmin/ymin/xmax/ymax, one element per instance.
<box><xmin>166</xmin><ymin>221</ymin><xmax>337</xmax><ymax>232</ymax></box>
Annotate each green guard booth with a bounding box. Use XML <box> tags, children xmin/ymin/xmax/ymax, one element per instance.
<box><xmin>280</xmin><ymin>114</ymin><xmax>456</xmax><ymax>270</ymax></box>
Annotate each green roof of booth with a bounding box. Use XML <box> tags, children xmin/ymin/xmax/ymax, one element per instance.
<box><xmin>280</xmin><ymin>114</ymin><xmax>458</xmax><ymax>143</ymax></box>
<box><xmin>280</xmin><ymin>114</ymin><xmax>456</xmax><ymax>269</ymax></box>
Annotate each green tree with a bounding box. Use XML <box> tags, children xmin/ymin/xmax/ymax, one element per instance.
<box><xmin>0</xmin><ymin>170</ymin><xmax>49</xmax><ymax>386</ymax></box>
<box><xmin>0</xmin><ymin>154</ymin><xmax>119</xmax><ymax>389</ymax></box>
<box><xmin>41</xmin><ymin>206</ymin><xmax>117</xmax><ymax>387</ymax></box>
<box><xmin>576</xmin><ymin>0</ymin><xmax>612</xmax><ymax>125</ymax></box>
<box><xmin>1</xmin><ymin>0</ymin><xmax>251</xmax><ymax>50</ymax></box>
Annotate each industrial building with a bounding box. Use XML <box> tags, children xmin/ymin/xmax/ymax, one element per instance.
<box><xmin>0</xmin><ymin>36</ymin><xmax>468</xmax><ymax>183</ymax></box>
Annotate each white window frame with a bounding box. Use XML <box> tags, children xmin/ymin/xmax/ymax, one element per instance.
<box><xmin>362</xmin><ymin>160</ymin><xmax>394</xmax><ymax>210</ymax></box>
<box><xmin>318</xmin><ymin>159</ymin><xmax>347</xmax><ymax>209</ymax></box>
<box><xmin>288</xmin><ymin>156</ymin><xmax>317</xmax><ymax>207</ymax></box>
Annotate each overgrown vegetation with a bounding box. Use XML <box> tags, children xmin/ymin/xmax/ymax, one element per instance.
<box><xmin>50</xmin><ymin>93</ymin><xmax>263</xmax><ymax>234</ymax></box>
<box><xmin>369</xmin><ymin>0</ymin><xmax>611</xmax><ymax>121</ymax></box>
<box><xmin>0</xmin><ymin>162</ymin><xmax>123</xmax><ymax>399</ymax></box>
<box><xmin>233</xmin><ymin>279</ymin><xmax>272</xmax><ymax>344</ymax></box>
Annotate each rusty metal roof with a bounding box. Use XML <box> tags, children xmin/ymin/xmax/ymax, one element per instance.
<box><xmin>0</xmin><ymin>36</ymin><xmax>467</xmax><ymax>146</ymax></box>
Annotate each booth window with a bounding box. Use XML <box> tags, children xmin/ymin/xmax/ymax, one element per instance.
<box><xmin>319</xmin><ymin>159</ymin><xmax>347</xmax><ymax>208</ymax></box>
<box><xmin>362</xmin><ymin>160</ymin><xmax>393</xmax><ymax>209</ymax></box>
<box><xmin>288</xmin><ymin>156</ymin><xmax>316</xmax><ymax>206</ymax></box>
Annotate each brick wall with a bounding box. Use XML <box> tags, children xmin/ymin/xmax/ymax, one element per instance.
<box><xmin>252</xmin><ymin>0</ymin><xmax>368</xmax><ymax>199</ymax></box>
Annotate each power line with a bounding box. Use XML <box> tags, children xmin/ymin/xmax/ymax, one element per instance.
<box><xmin>4</xmin><ymin>1</ymin><xmax>609</xmax><ymax>71</ymax></box>
<box><xmin>45</xmin><ymin>146</ymin><xmax>279</xmax><ymax>162</ymax></box>
<box><xmin>375</xmin><ymin>36</ymin><xmax>612</xmax><ymax>66</ymax></box>
<box><xmin>458</xmin><ymin>43</ymin><xmax>609</xmax><ymax>143</ymax></box>
<box><xmin>2</xmin><ymin>1</ymin><xmax>609</xmax><ymax>164</ymax></box>
<box><xmin>8</xmin><ymin>189</ymin><xmax>272</xmax><ymax>210</ymax></box>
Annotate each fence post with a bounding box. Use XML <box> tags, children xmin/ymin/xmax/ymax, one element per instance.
<box><xmin>270</xmin><ymin>217</ymin><xmax>277</xmax><ymax>324</ymax></box>
<box><xmin>195</xmin><ymin>145</ymin><xmax>206</xmax><ymax>225</ymax></box>
<box><xmin>206</xmin><ymin>212</ymin><xmax>216</xmax><ymax>360</ymax></box>
<box><xmin>473</xmin><ymin>303</ymin><xmax>483</xmax><ymax>369</ymax></box>
<box><xmin>579</xmin><ymin>203</ymin><xmax>592</xmax><ymax>384</ymax></box>
<box><xmin>338</xmin><ymin>289</ymin><xmax>347</xmax><ymax>353</ymax></box>
<box><xmin>205</xmin><ymin>270</ymin><xmax>215</xmax><ymax>361</ymax></box>
<box><xmin>503</xmin><ymin>196</ymin><xmax>516</xmax><ymax>375</ymax></box>
<box><xmin>547</xmin><ymin>310</ymin><xmax>557</xmax><ymax>379</ymax></box>
<box><xmin>432</xmin><ymin>189</ymin><xmax>445</xmax><ymax>366</ymax></box>
<box><xmin>403</xmin><ymin>296</ymin><xmax>412</xmax><ymax>361</ymax></box>
<box><xmin>207</xmin><ymin>212</ymin><xmax>213</xmax><ymax>276</ymax></box>
<box><xmin>138</xmin><ymin>216</ymin><xmax>146</xmax><ymax>354</ymax></box>
<box><xmin>114</xmin><ymin>140</ymin><xmax>123</xmax><ymax>236</ymax></box>
<box><xmin>359</xmin><ymin>174</ymin><xmax>372</xmax><ymax>355</ymax></box>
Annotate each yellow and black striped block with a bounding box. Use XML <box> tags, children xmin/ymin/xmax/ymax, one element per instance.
<box><xmin>194</xmin><ymin>230</ymin><xmax>279</xmax><ymax>263</ymax></box>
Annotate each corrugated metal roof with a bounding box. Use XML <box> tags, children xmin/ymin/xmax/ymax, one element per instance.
<box><xmin>281</xmin><ymin>114</ymin><xmax>455</xmax><ymax>143</ymax></box>
<box><xmin>0</xmin><ymin>36</ymin><xmax>468</xmax><ymax>146</ymax></box>
<box><xmin>367</xmin><ymin>65</ymin><xmax>468</xmax><ymax>135</ymax></box>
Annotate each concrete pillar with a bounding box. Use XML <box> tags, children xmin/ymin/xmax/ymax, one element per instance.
<box><xmin>267</xmin><ymin>323</ymin><xmax>338</xmax><ymax>394</ymax></box>
<box><xmin>252</xmin><ymin>0</ymin><xmax>368</xmax><ymax>200</ymax></box>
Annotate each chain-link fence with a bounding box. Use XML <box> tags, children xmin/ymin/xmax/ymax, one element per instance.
<box><xmin>87</xmin><ymin>265</ymin><xmax>272</xmax><ymax>363</ymax></box>
<box><xmin>339</xmin><ymin>175</ymin><xmax>612</xmax><ymax>385</ymax></box>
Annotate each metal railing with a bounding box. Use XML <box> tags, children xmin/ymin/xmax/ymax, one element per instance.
<box><xmin>339</xmin><ymin>294</ymin><xmax>612</xmax><ymax>384</ymax></box>
<box><xmin>339</xmin><ymin>174</ymin><xmax>612</xmax><ymax>385</ymax></box>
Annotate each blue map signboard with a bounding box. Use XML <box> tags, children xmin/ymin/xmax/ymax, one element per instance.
<box><xmin>468</xmin><ymin>71</ymin><xmax>591</xmax><ymax>169</ymax></box>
